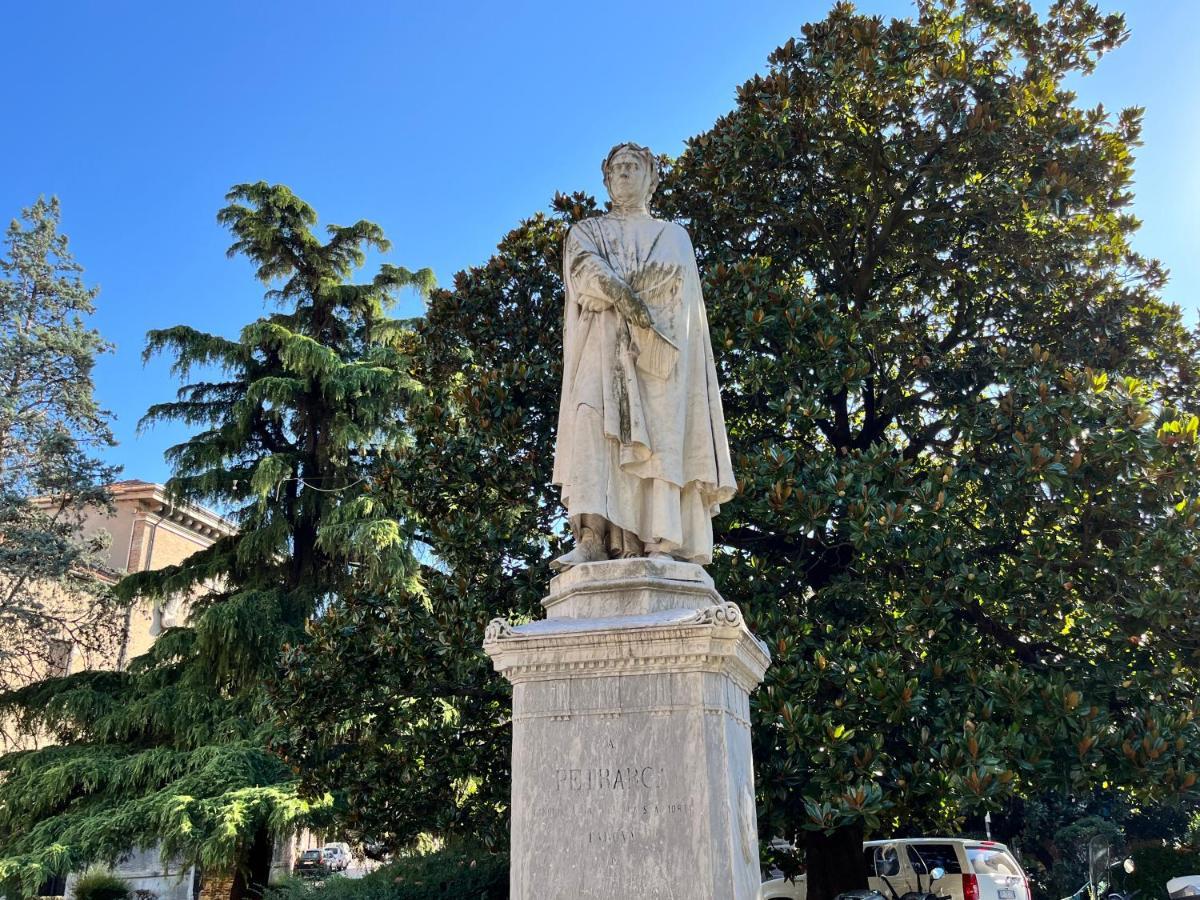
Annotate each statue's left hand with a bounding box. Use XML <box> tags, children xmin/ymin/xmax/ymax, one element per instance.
<box><xmin>626</xmin><ymin>293</ymin><xmax>655</xmax><ymax>330</ymax></box>
<box><xmin>631</xmin><ymin>261</ymin><xmax>682</xmax><ymax>295</ymax></box>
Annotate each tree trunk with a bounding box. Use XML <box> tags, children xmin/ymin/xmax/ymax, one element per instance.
<box><xmin>228</xmin><ymin>825</ymin><xmax>274</xmax><ymax>900</ymax></box>
<box><xmin>806</xmin><ymin>824</ymin><xmax>866</xmax><ymax>900</ymax></box>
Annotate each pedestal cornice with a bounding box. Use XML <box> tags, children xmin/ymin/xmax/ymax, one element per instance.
<box><xmin>485</xmin><ymin>602</ymin><xmax>770</xmax><ymax>694</ymax></box>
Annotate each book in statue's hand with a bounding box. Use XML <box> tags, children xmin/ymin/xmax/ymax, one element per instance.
<box><xmin>627</xmin><ymin>263</ymin><xmax>681</xmax><ymax>379</ymax></box>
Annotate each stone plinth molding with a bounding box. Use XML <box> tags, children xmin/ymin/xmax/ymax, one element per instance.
<box><xmin>541</xmin><ymin>557</ymin><xmax>719</xmax><ymax>619</ymax></box>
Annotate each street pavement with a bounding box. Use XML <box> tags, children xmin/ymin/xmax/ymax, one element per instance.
<box><xmin>342</xmin><ymin>859</ymin><xmax>381</xmax><ymax>880</ymax></box>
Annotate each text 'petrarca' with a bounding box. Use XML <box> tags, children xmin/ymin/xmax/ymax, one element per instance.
<box><xmin>553</xmin><ymin>766</ymin><xmax>665</xmax><ymax>791</ymax></box>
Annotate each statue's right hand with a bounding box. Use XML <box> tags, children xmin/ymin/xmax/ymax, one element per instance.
<box><xmin>580</xmin><ymin>292</ymin><xmax>612</xmax><ymax>313</ymax></box>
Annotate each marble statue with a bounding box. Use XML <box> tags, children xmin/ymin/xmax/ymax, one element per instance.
<box><xmin>551</xmin><ymin>142</ymin><xmax>736</xmax><ymax>570</ymax></box>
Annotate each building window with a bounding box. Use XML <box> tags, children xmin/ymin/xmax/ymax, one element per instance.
<box><xmin>46</xmin><ymin>639</ymin><xmax>72</xmax><ymax>677</ymax></box>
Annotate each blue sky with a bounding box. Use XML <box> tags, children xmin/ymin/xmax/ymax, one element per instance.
<box><xmin>3</xmin><ymin>1</ymin><xmax>1196</xmax><ymax>485</ymax></box>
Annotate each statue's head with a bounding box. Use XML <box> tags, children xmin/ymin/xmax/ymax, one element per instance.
<box><xmin>602</xmin><ymin>142</ymin><xmax>659</xmax><ymax>208</ymax></box>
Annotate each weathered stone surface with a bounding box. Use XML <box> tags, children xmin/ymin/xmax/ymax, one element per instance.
<box><xmin>550</xmin><ymin>142</ymin><xmax>736</xmax><ymax>571</ymax></box>
<box><xmin>542</xmin><ymin>556</ymin><xmax>717</xmax><ymax>618</ymax></box>
<box><xmin>486</xmin><ymin>572</ymin><xmax>769</xmax><ymax>899</ymax></box>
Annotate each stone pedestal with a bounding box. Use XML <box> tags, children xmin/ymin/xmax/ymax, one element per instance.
<box><xmin>484</xmin><ymin>558</ymin><xmax>770</xmax><ymax>900</ymax></box>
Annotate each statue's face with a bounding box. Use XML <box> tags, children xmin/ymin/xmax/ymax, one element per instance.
<box><xmin>606</xmin><ymin>150</ymin><xmax>653</xmax><ymax>206</ymax></box>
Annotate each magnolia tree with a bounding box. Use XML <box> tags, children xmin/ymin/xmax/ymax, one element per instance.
<box><xmin>658</xmin><ymin>1</ymin><xmax>1200</xmax><ymax>893</ymax></box>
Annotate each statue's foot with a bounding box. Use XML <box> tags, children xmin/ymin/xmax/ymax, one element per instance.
<box><xmin>550</xmin><ymin>541</ymin><xmax>608</xmax><ymax>572</ymax></box>
<box><xmin>644</xmin><ymin>542</ymin><xmax>685</xmax><ymax>563</ymax></box>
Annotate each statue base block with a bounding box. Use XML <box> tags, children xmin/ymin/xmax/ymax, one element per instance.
<box><xmin>484</xmin><ymin>558</ymin><xmax>770</xmax><ymax>900</ymax></box>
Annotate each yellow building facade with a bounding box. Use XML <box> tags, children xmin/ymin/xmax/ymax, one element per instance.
<box><xmin>63</xmin><ymin>479</ymin><xmax>236</xmax><ymax>673</ymax></box>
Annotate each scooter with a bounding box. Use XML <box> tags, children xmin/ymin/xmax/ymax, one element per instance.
<box><xmin>834</xmin><ymin>872</ymin><xmax>950</xmax><ymax>900</ymax></box>
<box><xmin>1060</xmin><ymin>844</ymin><xmax>1137</xmax><ymax>900</ymax></box>
<box><xmin>836</xmin><ymin>846</ymin><xmax>950</xmax><ymax>900</ymax></box>
<box><xmin>893</xmin><ymin>865</ymin><xmax>951</xmax><ymax>900</ymax></box>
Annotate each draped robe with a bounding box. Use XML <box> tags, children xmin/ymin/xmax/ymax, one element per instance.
<box><xmin>552</xmin><ymin>211</ymin><xmax>736</xmax><ymax>564</ymax></box>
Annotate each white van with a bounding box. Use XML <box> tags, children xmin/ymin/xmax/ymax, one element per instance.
<box><xmin>761</xmin><ymin>838</ymin><xmax>1030</xmax><ymax>900</ymax></box>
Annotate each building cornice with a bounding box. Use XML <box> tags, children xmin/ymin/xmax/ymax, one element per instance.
<box><xmin>112</xmin><ymin>482</ymin><xmax>237</xmax><ymax>539</ymax></box>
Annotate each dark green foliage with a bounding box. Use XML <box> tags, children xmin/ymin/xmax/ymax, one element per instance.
<box><xmin>0</xmin><ymin>184</ymin><xmax>430</xmax><ymax>899</ymax></box>
<box><xmin>72</xmin><ymin>872</ymin><xmax>131</xmax><ymax>900</ymax></box>
<box><xmin>655</xmin><ymin>2</ymin><xmax>1200</xmax><ymax>893</ymax></box>
<box><xmin>1007</xmin><ymin>801</ymin><xmax>1200</xmax><ymax>900</ymax></box>
<box><xmin>1042</xmin><ymin>814</ymin><xmax>1122</xmax><ymax>900</ymax></box>
<box><xmin>0</xmin><ymin>197</ymin><xmax>120</xmax><ymax>692</ymax></box>
<box><xmin>268</xmin><ymin>848</ymin><xmax>508</xmax><ymax>900</ymax></box>
<box><xmin>1126</xmin><ymin>846</ymin><xmax>1200</xmax><ymax>900</ymax></box>
<box><xmin>1125</xmin><ymin>805</ymin><xmax>1195</xmax><ymax>846</ymax></box>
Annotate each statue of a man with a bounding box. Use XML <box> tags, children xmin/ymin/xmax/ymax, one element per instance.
<box><xmin>551</xmin><ymin>142</ymin><xmax>736</xmax><ymax>570</ymax></box>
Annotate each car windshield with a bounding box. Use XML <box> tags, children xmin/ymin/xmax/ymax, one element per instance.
<box><xmin>968</xmin><ymin>847</ymin><xmax>1022</xmax><ymax>877</ymax></box>
<box><xmin>301</xmin><ymin>850</ymin><xmax>321</xmax><ymax>860</ymax></box>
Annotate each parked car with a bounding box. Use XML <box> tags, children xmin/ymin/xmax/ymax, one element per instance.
<box><xmin>761</xmin><ymin>838</ymin><xmax>1031</xmax><ymax>900</ymax></box>
<box><xmin>1169</xmin><ymin>876</ymin><xmax>1200</xmax><ymax>900</ymax></box>
<box><xmin>322</xmin><ymin>843</ymin><xmax>352</xmax><ymax>873</ymax></box>
<box><xmin>293</xmin><ymin>848</ymin><xmax>327</xmax><ymax>878</ymax></box>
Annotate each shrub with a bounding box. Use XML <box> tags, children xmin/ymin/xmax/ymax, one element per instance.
<box><xmin>72</xmin><ymin>872</ymin><xmax>131</xmax><ymax>900</ymax></box>
<box><xmin>265</xmin><ymin>846</ymin><xmax>507</xmax><ymax>900</ymax></box>
<box><xmin>383</xmin><ymin>847</ymin><xmax>507</xmax><ymax>900</ymax></box>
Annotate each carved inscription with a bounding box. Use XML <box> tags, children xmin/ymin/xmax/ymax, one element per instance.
<box><xmin>587</xmin><ymin>825</ymin><xmax>645</xmax><ymax>845</ymax></box>
<box><xmin>554</xmin><ymin>766</ymin><xmax>663</xmax><ymax>791</ymax></box>
<box><xmin>542</xmin><ymin>759</ymin><xmax>699</xmax><ymax>849</ymax></box>
<box><xmin>586</xmin><ymin>798</ymin><xmax>697</xmax><ymax>845</ymax></box>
